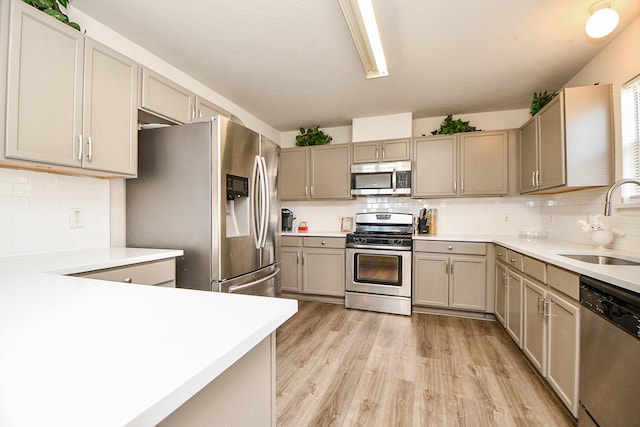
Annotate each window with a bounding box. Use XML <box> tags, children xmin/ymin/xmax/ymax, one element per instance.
<box><xmin>621</xmin><ymin>74</ymin><xmax>640</xmax><ymax>202</ymax></box>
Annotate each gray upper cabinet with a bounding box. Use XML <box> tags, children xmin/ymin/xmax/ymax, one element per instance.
<box><xmin>195</xmin><ymin>96</ymin><xmax>230</xmax><ymax>119</ymax></box>
<box><xmin>413</xmin><ymin>130</ymin><xmax>509</xmax><ymax>198</ymax></box>
<box><xmin>352</xmin><ymin>139</ymin><xmax>411</xmax><ymax>163</ymax></box>
<box><xmin>3</xmin><ymin>0</ymin><xmax>137</xmax><ymax>177</ymax></box>
<box><xmin>5</xmin><ymin>0</ymin><xmax>84</xmax><ymax>168</ymax></box>
<box><xmin>139</xmin><ymin>67</ymin><xmax>194</xmax><ymax>124</ymax></box>
<box><xmin>518</xmin><ymin>84</ymin><xmax>613</xmax><ymax>194</ymax></box>
<box><xmin>280</xmin><ymin>144</ymin><xmax>351</xmax><ymax>200</ymax></box>
<box><xmin>82</xmin><ymin>38</ymin><xmax>138</xmax><ymax>176</ymax></box>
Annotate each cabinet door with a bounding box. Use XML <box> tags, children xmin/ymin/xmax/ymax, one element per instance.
<box><xmin>302</xmin><ymin>248</ymin><xmax>345</xmax><ymax>296</ymax></box>
<box><xmin>412</xmin><ymin>254</ymin><xmax>448</xmax><ymax>307</ymax></box>
<box><xmin>381</xmin><ymin>139</ymin><xmax>411</xmax><ymax>161</ymax></box>
<box><xmin>459</xmin><ymin>131</ymin><xmax>508</xmax><ymax>196</ymax></box>
<box><xmin>140</xmin><ymin>68</ymin><xmax>194</xmax><ymax>124</ymax></box>
<box><xmin>449</xmin><ymin>255</ymin><xmax>486</xmax><ymax>311</ymax></box>
<box><xmin>310</xmin><ymin>144</ymin><xmax>351</xmax><ymax>199</ymax></box>
<box><xmin>280</xmin><ymin>247</ymin><xmax>302</xmax><ymax>293</ymax></box>
<box><xmin>280</xmin><ymin>148</ymin><xmax>309</xmax><ymax>200</ymax></box>
<box><xmin>506</xmin><ymin>269</ymin><xmax>523</xmax><ymax>347</ymax></box>
<box><xmin>538</xmin><ymin>94</ymin><xmax>566</xmax><ymax>190</ymax></box>
<box><xmin>547</xmin><ymin>290</ymin><xmax>580</xmax><ymax>417</ymax></box>
<box><xmin>195</xmin><ymin>96</ymin><xmax>228</xmax><ymax>119</ymax></box>
<box><xmin>495</xmin><ymin>262</ymin><xmax>508</xmax><ymax>325</ymax></box>
<box><xmin>6</xmin><ymin>1</ymin><xmax>84</xmax><ymax>167</ymax></box>
<box><xmin>519</xmin><ymin>118</ymin><xmax>539</xmax><ymax>193</ymax></box>
<box><xmin>412</xmin><ymin>136</ymin><xmax>457</xmax><ymax>197</ymax></box>
<box><xmin>352</xmin><ymin>141</ymin><xmax>380</xmax><ymax>163</ymax></box>
<box><xmin>523</xmin><ymin>279</ymin><xmax>547</xmax><ymax>374</ymax></box>
<box><xmin>82</xmin><ymin>38</ymin><xmax>137</xmax><ymax>175</ymax></box>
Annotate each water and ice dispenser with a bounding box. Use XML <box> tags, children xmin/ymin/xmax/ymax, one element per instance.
<box><xmin>226</xmin><ymin>174</ymin><xmax>249</xmax><ymax>237</ymax></box>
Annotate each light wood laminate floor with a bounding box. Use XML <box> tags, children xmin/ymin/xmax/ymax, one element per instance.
<box><xmin>276</xmin><ymin>301</ymin><xmax>574</xmax><ymax>427</ymax></box>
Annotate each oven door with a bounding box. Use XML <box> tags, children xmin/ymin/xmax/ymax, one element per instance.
<box><xmin>346</xmin><ymin>247</ymin><xmax>411</xmax><ymax>297</ymax></box>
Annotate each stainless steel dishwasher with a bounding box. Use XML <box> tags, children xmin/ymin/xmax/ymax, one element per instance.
<box><xmin>579</xmin><ymin>275</ymin><xmax>640</xmax><ymax>427</ymax></box>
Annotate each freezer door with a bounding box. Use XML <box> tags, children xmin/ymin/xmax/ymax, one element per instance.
<box><xmin>213</xmin><ymin>117</ymin><xmax>262</xmax><ymax>281</ymax></box>
<box><xmin>260</xmin><ymin>135</ymin><xmax>280</xmax><ymax>268</ymax></box>
<box><xmin>214</xmin><ymin>263</ymin><xmax>281</xmax><ymax>296</ymax></box>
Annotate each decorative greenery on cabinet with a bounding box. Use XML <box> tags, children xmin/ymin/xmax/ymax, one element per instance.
<box><xmin>295</xmin><ymin>126</ymin><xmax>332</xmax><ymax>146</ymax></box>
<box><xmin>22</xmin><ymin>0</ymin><xmax>81</xmax><ymax>31</ymax></box>
<box><xmin>430</xmin><ymin>115</ymin><xmax>479</xmax><ymax>135</ymax></box>
<box><xmin>529</xmin><ymin>90</ymin><xmax>557</xmax><ymax>116</ymax></box>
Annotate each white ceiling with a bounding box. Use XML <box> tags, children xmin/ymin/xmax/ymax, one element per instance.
<box><xmin>71</xmin><ymin>0</ymin><xmax>640</xmax><ymax>132</ymax></box>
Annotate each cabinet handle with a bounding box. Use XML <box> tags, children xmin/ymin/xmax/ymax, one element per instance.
<box><xmin>503</xmin><ymin>272</ymin><xmax>508</xmax><ymax>287</ymax></box>
<box><xmin>382</xmin><ymin>147</ymin><xmax>386</xmax><ymax>159</ymax></box>
<box><xmin>448</xmin><ymin>245</ymin><xmax>453</xmax><ymax>250</ymax></box>
<box><xmin>453</xmin><ymin>180</ymin><xmax>457</xmax><ymax>193</ymax></box>
<box><xmin>510</xmin><ymin>258</ymin><xmax>516</xmax><ymax>264</ymax></box>
<box><xmin>460</xmin><ymin>180</ymin><xmax>464</xmax><ymax>194</ymax></box>
<box><xmin>450</xmin><ymin>261</ymin><xmax>453</xmax><ymax>275</ymax></box>
<box><xmin>375</xmin><ymin>147</ymin><xmax>379</xmax><ymax>159</ymax></box>
<box><xmin>538</xmin><ymin>296</ymin><xmax>545</xmax><ymax>317</ymax></box>
<box><xmin>310</xmin><ymin>185</ymin><xmax>314</xmax><ymax>197</ymax></box>
<box><xmin>123</xmin><ymin>277</ymin><xmax>132</xmax><ymax>284</ymax></box>
<box><xmin>305</xmin><ymin>186</ymin><xmax>308</xmax><ymax>198</ymax></box>
<box><xmin>86</xmin><ymin>136</ymin><xmax>93</xmax><ymax>162</ymax></box>
<box><xmin>321</xmin><ymin>241</ymin><xmax>326</xmax><ymax>246</ymax></box>
<box><xmin>497</xmin><ymin>252</ymin><xmax>503</xmax><ymax>257</ymax></box>
<box><xmin>543</xmin><ymin>300</ymin><xmax>551</xmax><ymax>318</ymax></box>
<box><xmin>532</xmin><ymin>171</ymin><xmax>536</xmax><ymax>188</ymax></box>
<box><xmin>536</xmin><ymin>171</ymin><xmax>541</xmax><ymax>186</ymax></box>
<box><xmin>296</xmin><ymin>253</ymin><xmax>300</xmax><ymax>264</ymax></box>
<box><xmin>302</xmin><ymin>253</ymin><xmax>305</xmax><ymax>266</ymax></box>
<box><xmin>77</xmin><ymin>134</ymin><xmax>83</xmax><ymax>160</ymax></box>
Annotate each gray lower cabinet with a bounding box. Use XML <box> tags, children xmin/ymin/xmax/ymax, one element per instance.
<box><xmin>280</xmin><ymin>145</ymin><xmax>351</xmax><ymax>200</ymax></box>
<box><xmin>496</xmin><ymin>244</ymin><xmax>580</xmax><ymax>417</ymax></box>
<box><xmin>281</xmin><ymin>236</ymin><xmax>345</xmax><ymax>297</ymax></box>
<box><xmin>3</xmin><ymin>0</ymin><xmax>138</xmax><ymax>177</ymax></box>
<box><xmin>413</xmin><ymin>240</ymin><xmax>487</xmax><ymax>312</ymax></box>
<box><xmin>73</xmin><ymin>258</ymin><xmax>177</xmax><ymax>287</ymax></box>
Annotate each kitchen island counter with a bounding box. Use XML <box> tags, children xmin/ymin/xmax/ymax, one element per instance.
<box><xmin>0</xmin><ymin>248</ymin><xmax>297</xmax><ymax>426</ymax></box>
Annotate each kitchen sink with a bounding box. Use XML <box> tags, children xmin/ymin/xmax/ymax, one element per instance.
<box><xmin>559</xmin><ymin>254</ymin><xmax>640</xmax><ymax>266</ymax></box>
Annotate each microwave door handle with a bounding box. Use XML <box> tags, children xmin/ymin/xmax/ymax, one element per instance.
<box><xmin>392</xmin><ymin>169</ymin><xmax>397</xmax><ymax>190</ymax></box>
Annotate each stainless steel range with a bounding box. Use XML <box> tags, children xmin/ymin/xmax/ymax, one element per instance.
<box><xmin>345</xmin><ymin>212</ymin><xmax>413</xmax><ymax>316</ymax></box>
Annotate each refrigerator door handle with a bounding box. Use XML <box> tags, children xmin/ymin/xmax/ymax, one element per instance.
<box><xmin>251</xmin><ymin>155</ymin><xmax>262</xmax><ymax>249</ymax></box>
<box><xmin>228</xmin><ymin>266</ymin><xmax>280</xmax><ymax>293</ymax></box>
<box><xmin>259</xmin><ymin>155</ymin><xmax>269</xmax><ymax>248</ymax></box>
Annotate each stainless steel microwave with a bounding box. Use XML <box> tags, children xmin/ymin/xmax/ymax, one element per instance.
<box><xmin>351</xmin><ymin>161</ymin><xmax>411</xmax><ymax>196</ymax></box>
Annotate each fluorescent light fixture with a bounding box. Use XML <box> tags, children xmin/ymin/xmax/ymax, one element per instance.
<box><xmin>585</xmin><ymin>1</ymin><xmax>619</xmax><ymax>38</ymax></box>
<box><xmin>338</xmin><ymin>0</ymin><xmax>388</xmax><ymax>79</ymax></box>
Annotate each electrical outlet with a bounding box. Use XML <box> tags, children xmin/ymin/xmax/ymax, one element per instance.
<box><xmin>69</xmin><ymin>208</ymin><xmax>84</xmax><ymax>229</ymax></box>
<box><xmin>504</xmin><ymin>215</ymin><xmax>510</xmax><ymax>223</ymax></box>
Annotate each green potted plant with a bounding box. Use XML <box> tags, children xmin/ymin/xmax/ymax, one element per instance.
<box><xmin>529</xmin><ymin>90</ymin><xmax>557</xmax><ymax>116</ymax></box>
<box><xmin>430</xmin><ymin>115</ymin><xmax>479</xmax><ymax>135</ymax></box>
<box><xmin>295</xmin><ymin>126</ymin><xmax>332</xmax><ymax>147</ymax></box>
<box><xmin>23</xmin><ymin>0</ymin><xmax>81</xmax><ymax>31</ymax></box>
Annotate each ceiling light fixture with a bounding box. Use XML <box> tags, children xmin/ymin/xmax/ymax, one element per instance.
<box><xmin>337</xmin><ymin>0</ymin><xmax>388</xmax><ymax>79</ymax></box>
<box><xmin>585</xmin><ymin>1</ymin><xmax>619</xmax><ymax>39</ymax></box>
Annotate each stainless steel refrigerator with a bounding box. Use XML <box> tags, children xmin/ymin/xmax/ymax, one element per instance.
<box><xmin>126</xmin><ymin>116</ymin><xmax>280</xmax><ymax>296</ymax></box>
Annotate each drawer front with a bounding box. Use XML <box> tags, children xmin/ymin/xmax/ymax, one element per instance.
<box><xmin>547</xmin><ymin>265</ymin><xmax>579</xmax><ymax>300</ymax></box>
<box><xmin>506</xmin><ymin>250</ymin><xmax>524</xmax><ymax>271</ymax></box>
<box><xmin>495</xmin><ymin>245</ymin><xmax>509</xmax><ymax>263</ymax></box>
<box><xmin>76</xmin><ymin>259</ymin><xmax>176</xmax><ymax>287</ymax></box>
<box><xmin>282</xmin><ymin>235</ymin><xmax>303</xmax><ymax>247</ymax></box>
<box><xmin>414</xmin><ymin>240</ymin><xmax>487</xmax><ymax>255</ymax></box>
<box><xmin>303</xmin><ymin>236</ymin><xmax>346</xmax><ymax>249</ymax></box>
<box><xmin>524</xmin><ymin>256</ymin><xmax>546</xmax><ymax>283</ymax></box>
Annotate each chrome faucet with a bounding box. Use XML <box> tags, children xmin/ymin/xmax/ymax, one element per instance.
<box><xmin>604</xmin><ymin>178</ymin><xmax>640</xmax><ymax>215</ymax></box>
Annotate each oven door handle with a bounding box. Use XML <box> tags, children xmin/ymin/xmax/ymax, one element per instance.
<box><xmin>346</xmin><ymin>243</ymin><xmax>412</xmax><ymax>251</ymax></box>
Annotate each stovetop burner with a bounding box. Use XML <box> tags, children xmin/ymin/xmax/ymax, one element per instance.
<box><xmin>346</xmin><ymin>212</ymin><xmax>414</xmax><ymax>249</ymax></box>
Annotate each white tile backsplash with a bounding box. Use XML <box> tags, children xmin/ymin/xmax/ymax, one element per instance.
<box><xmin>283</xmin><ymin>188</ymin><xmax>640</xmax><ymax>255</ymax></box>
<box><xmin>0</xmin><ymin>168</ymin><xmax>110</xmax><ymax>256</ymax></box>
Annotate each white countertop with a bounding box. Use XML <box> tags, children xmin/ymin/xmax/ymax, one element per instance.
<box><xmin>414</xmin><ymin>233</ymin><xmax>640</xmax><ymax>294</ymax></box>
<box><xmin>282</xmin><ymin>231</ymin><xmax>347</xmax><ymax>238</ymax></box>
<box><xmin>0</xmin><ymin>248</ymin><xmax>298</xmax><ymax>426</ymax></box>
